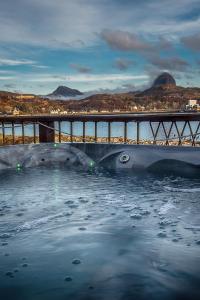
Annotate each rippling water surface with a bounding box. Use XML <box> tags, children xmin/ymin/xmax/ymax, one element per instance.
<box><xmin>0</xmin><ymin>167</ymin><xmax>200</xmax><ymax>300</ymax></box>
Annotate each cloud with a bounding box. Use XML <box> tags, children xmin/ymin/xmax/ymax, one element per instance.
<box><xmin>3</xmin><ymin>83</ymin><xmax>15</xmax><ymax>89</ymax></box>
<box><xmin>0</xmin><ymin>0</ymin><xmax>100</xmax><ymax>49</ymax></box>
<box><xmin>99</xmin><ymin>30</ymin><xmax>176</xmax><ymax>58</ymax></box>
<box><xmin>0</xmin><ymin>0</ymin><xmax>199</xmax><ymax>92</ymax></box>
<box><xmin>69</xmin><ymin>63</ymin><xmax>92</xmax><ymax>73</ymax></box>
<box><xmin>0</xmin><ymin>70</ymin><xmax>16</xmax><ymax>74</ymax></box>
<box><xmin>121</xmin><ymin>83</ymin><xmax>136</xmax><ymax>90</ymax></box>
<box><xmin>114</xmin><ymin>58</ymin><xmax>134</xmax><ymax>70</ymax></box>
<box><xmin>148</xmin><ymin>56</ymin><xmax>189</xmax><ymax>72</ymax></box>
<box><xmin>157</xmin><ymin>37</ymin><xmax>174</xmax><ymax>51</ymax></box>
<box><xmin>0</xmin><ymin>58</ymin><xmax>36</xmax><ymax>66</ymax></box>
<box><xmin>0</xmin><ymin>0</ymin><xmax>200</xmax><ymax>50</ymax></box>
<box><xmin>0</xmin><ymin>76</ymin><xmax>15</xmax><ymax>80</ymax></box>
<box><xmin>184</xmin><ymin>73</ymin><xmax>194</xmax><ymax>80</ymax></box>
<box><xmin>100</xmin><ymin>29</ymin><xmax>150</xmax><ymax>52</ymax></box>
<box><xmin>0</xmin><ymin>58</ymin><xmax>49</xmax><ymax>70</ymax></box>
<box><xmin>181</xmin><ymin>33</ymin><xmax>200</xmax><ymax>51</ymax></box>
<box><xmin>32</xmin><ymin>65</ymin><xmax>50</xmax><ymax>69</ymax></box>
<box><xmin>26</xmin><ymin>73</ymin><xmax>148</xmax><ymax>83</ymax></box>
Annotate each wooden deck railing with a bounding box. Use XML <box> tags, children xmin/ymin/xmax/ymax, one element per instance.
<box><xmin>1</xmin><ymin>113</ymin><xmax>200</xmax><ymax>146</ymax></box>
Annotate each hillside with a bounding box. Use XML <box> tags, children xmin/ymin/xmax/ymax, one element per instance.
<box><xmin>0</xmin><ymin>73</ymin><xmax>200</xmax><ymax>114</ymax></box>
<box><xmin>47</xmin><ymin>85</ymin><xmax>83</xmax><ymax>99</ymax></box>
<box><xmin>0</xmin><ymin>91</ymin><xmax>68</xmax><ymax>115</ymax></box>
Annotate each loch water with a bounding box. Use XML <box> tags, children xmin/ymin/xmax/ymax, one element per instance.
<box><xmin>2</xmin><ymin>121</ymin><xmax>200</xmax><ymax>143</ymax></box>
<box><xmin>0</xmin><ymin>167</ymin><xmax>200</xmax><ymax>300</ymax></box>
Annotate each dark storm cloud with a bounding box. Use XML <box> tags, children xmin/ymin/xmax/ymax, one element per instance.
<box><xmin>0</xmin><ymin>0</ymin><xmax>200</xmax><ymax>92</ymax></box>
<box><xmin>114</xmin><ymin>58</ymin><xmax>134</xmax><ymax>70</ymax></box>
<box><xmin>149</xmin><ymin>56</ymin><xmax>189</xmax><ymax>72</ymax></box>
<box><xmin>0</xmin><ymin>0</ymin><xmax>200</xmax><ymax>48</ymax></box>
<box><xmin>69</xmin><ymin>63</ymin><xmax>92</xmax><ymax>73</ymax></box>
<box><xmin>100</xmin><ymin>29</ymin><xmax>151</xmax><ymax>52</ymax></box>
<box><xmin>100</xmin><ymin>29</ymin><xmax>175</xmax><ymax>58</ymax></box>
<box><xmin>181</xmin><ymin>33</ymin><xmax>200</xmax><ymax>51</ymax></box>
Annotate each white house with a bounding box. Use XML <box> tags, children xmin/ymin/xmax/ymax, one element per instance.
<box><xmin>186</xmin><ymin>99</ymin><xmax>199</xmax><ymax>110</ymax></box>
<box><xmin>13</xmin><ymin>107</ymin><xmax>20</xmax><ymax>115</ymax></box>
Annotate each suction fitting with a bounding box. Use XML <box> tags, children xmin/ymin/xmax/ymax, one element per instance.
<box><xmin>119</xmin><ymin>153</ymin><xmax>130</xmax><ymax>164</ymax></box>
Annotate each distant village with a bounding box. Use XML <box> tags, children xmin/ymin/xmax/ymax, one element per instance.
<box><xmin>0</xmin><ymin>73</ymin><xmax>200</xmax><ymax>116</ymax></box>
<box><xmin>7</xmin><ymin>97</ymin><xmax>199</xmax><ymax>117</ymax></box>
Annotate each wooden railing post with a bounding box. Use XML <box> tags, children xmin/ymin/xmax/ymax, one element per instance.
<box><xmin>83</xmin><ymin>121</ymin><xmax>86</xmax><ymax>143</ymax></box>
<box><xmin>70</xmin><ymin>121</ymin><xmax>73</xmax><ymax>143</ymax></box>
<box><xmin>2</xmin><ymin>122</ymin><xmax>5</xmax><ymax>144</ymax></box>
<box><xmin>124</xmin><ymin>121</ymin><xmax>127</xmax><ymax>144</ymax></box>
<box><xmin>33</xmin><ymin>123</ymin><xmax>37</xmax><ymax>143</ymax></box>
<box><xmin>94</xmin><ymin>121</ymin><xmax>98</xmax><ymax>143</ymax></box>
<box><xmin>108</xmin><ymin>122</ymin><xmax>111</xmax><ymax>143</ymax></box>
<box><xmin>58</xmin><ymin>121</ymin><xmax>61</xmax><ymax>143</ymax></box>
<box><xmin>39</xmin><ymin>121</ymin><xmax>55</xmax><ymax>143</ymax></box>
<box><xmin>22</xmin><ymin>121</ymin><xmax>25</xmax><ymax>144</ymax></box>
<box><xmin>12</xmin><ymin>122</ymin><xmax>15</xmax><ymax>145</ymax></box>
<box><xmin>136</xmin><ymin>121</ymin><xmax>140</xmax><ymax>144</ymax></box>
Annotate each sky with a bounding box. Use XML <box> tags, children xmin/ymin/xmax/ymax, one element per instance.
<box><xmin>0</xmin><ymin>0</ymin><xmax>200</xmax><ymax>94</ymax></box>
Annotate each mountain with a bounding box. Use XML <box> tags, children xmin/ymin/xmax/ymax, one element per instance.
<box><xmin>64</xmin><ymin>72</ymin><xmax>200</xmax><ymax>112</ymax></box>
<box><xmin>1</xmin><ymin>73</ymin><xmax>200</xmax><ymax>114</ymax></box>
<box><xmin>47</xmin><ymin>86</ymin><xmax>83</xmax><ymax>99</ymax></box>
<box><xmin>136</xmin><ymin>72</ymin><xmax>177</xmax><ymax>97</ymax></box>
<box><xmin>153</xmin><ymin>72</ymin><xmax>176</xmax><ymax>88</ymax></box>
<box><xmin>137</xmin><ymin>72</ymin><xmax>199</xmax><ymax>98</ymax></box>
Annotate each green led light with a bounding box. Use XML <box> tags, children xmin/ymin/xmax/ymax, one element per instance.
<box><xmin>54</xmin><ymin>143</ymin><xmax>57</xmax><ymax>147</ymax></box>
<box><xmin>16</xmin><ymin>163</ymin><xmax>21</xmax><ymax>168</ymax></box>
<box><xmin>89</xmin><ymin>161</ymin><xmax>95</xmax><ymax>167</ymax></box>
